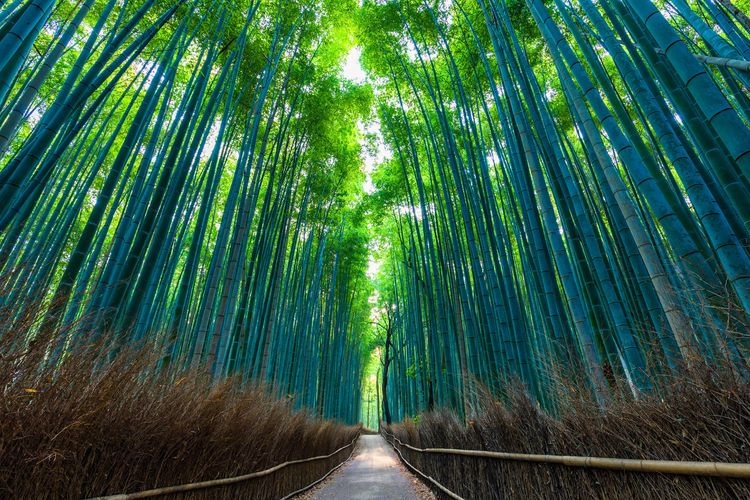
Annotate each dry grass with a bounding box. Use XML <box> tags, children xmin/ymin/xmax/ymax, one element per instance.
<box><xmin>385</xmin><ymin>369</ymin><xmax>750</xmax><ymax>499</ymax></box>
<box><xmin>0</xmin><ymin>292</ymin><xmax>359</xmax><ymax>499</ymax></box>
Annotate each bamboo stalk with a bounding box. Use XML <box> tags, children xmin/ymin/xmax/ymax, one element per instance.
<box><xmin>716</xmin><ymin>0</ymin><xmax>750</xmax><ymax>32</ymax></box>
<box><xmin>695</xmin><ymin>54</ymin><xmax>750</xmax><ymax>72</ymax></box>
<box><xmin>279</xmin><ymin>441</ymin><xmax>358</xmax><ymax>500</ymax></box>
<box><xmin>384</xmin><ymin>431</ymin><xmax>750</xmax><ymax>479</ymax></box>
<box><xmin>86</xmin><ymin>436</ymin><xmax>359</xmax><ymax>500</ymax></box>
<box><xmin>387</xmin><ymin>434</ymin><xmax>464</xmax><ymax>500</ymax></box>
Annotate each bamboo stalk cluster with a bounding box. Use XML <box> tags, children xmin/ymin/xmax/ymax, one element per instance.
<box><xmin>0</xmin><ymin>0</ymin><xmax>372</xmax><ymax>423</ymax></box>
<box><xmin>2</xmin><ymin>0</ymin><xmax>750</xmax><ymax>424</ymax></box>
<box><xmin>359</xmin><ymin>0</ymin><xmax>750</xmax><ymax>417</ymax></box>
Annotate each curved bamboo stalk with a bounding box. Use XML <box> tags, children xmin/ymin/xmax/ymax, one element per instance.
<box><xmin>87</xmin><ymin>435</ymin><xmax>359</xmax><ymax>500</ymax></box>
<box><xmin>383</xmin><ymin>431</ymin><xmax>750</xmax><ymax>479</ymax></box>
<box><xmin>385</xmin><ymin>432</ymin><xmax>464</xmax><ymax>500</ymax></box>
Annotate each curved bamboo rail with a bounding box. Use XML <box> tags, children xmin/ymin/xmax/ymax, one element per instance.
<box><xmin>382</xmin><ymin>430</ymin><xmax>750</xmax><ymax>479</ymax></box>
<box><xmin>279</xmin><ymin>447</ymin><xmax>357</xmax><ymax>500</ymax></box>
<box><xmin>87</xmin><ymin>435</ymin><xmax>359</xmax><ymax>500</ymax></box>
<box><xmin>383</xmin><ymin>432</ymin><xmax>464</xmax><ymax>500</ymax></box>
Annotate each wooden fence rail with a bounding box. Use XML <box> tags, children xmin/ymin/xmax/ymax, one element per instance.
<box><xmin>87</xmin><ymin>435</ymin><xmax>359</xmax><ymax>500</ymax></box>
<box><xmin>382</xmin><ymin>430</ymin><xmax>750</xmax><ymax>479</ymax></box>
<box><xmin>382</xmin><ymin>428</ymin><xmax>750</xmax><ymax>499</ymax></box>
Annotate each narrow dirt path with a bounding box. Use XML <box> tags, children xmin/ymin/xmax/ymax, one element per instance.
<box><xmin>302</xmin><ymin>434</ymin><xmax>434</xmax><ymax>499</ymax></box>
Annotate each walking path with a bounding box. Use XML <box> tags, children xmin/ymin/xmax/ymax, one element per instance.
<box><xmin>305</xmin><ymin>434</ymin><xmax>433</xmax><ymax>499</ymax></box>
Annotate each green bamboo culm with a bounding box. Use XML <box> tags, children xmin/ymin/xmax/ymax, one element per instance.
<box><xmin>359</xmin><ymin>0</ymin><xmax>750</xmax><ymax>418</ymax></box>
<box><xmin>1</xmin><ymin>0</ymin><xmax>750</xmax><ymax>424</ymax></box>
<box><xmin>0</xmin><ymin>0</ymin><xmax>374</xmax><ymax>424</ymax></box>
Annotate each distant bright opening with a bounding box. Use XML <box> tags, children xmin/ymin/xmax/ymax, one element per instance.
<box><xmin>341</xmin><ymin>47</ymin><xmax>367</xmax><ymax>84</ymax></box>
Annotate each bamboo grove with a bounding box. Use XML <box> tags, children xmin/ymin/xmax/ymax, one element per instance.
<box><xmin>2</xmin><ymin>0</ymin><xmax>750</xmax><ymax>426</ymax></box>
<box><xmin>359</xmin><ymin>0</ymin><xmax>750</xmax><ymax>419</ymax></box>
<box><xmin>0</xmin><ymin>0</ymin><xmax>373</xmax><ymax>423</ymax></box>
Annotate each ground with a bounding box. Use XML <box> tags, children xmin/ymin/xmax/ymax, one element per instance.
<box><xmin>298</xmin><ymin>434</ymin><xmax>435</xmax><ymax>500</ymax></box>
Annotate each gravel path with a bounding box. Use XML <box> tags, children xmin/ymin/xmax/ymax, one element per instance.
<box><xmin>299</xmin><ymin>434</ymin><xmax>434</xmax><ymax>500</ymax></box>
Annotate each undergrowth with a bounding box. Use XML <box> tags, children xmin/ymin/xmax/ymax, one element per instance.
<box><xmin>385</xmin><ymin>368</ymin><xmax>750</xmax><ymax>499</ymax></box>
<box><xmin>0</xmin><ymin>293</ymin><xmax>359</xmax><ymax>499</ymax></box>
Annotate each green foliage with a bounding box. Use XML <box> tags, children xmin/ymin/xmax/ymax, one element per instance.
<box><xmin>2</xmin><ymin>0</ymin><xmax>750</xmax><ymax>426</ymax></box>
<box><xmin>0</xmin><ymin>0</ymin><xmax>375</xmax><ymax>424</ymax></box>
<box><xmin>360</xmin><ymin>0</ymin><xmax>750</xmax><ymax>420</ymax></box>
